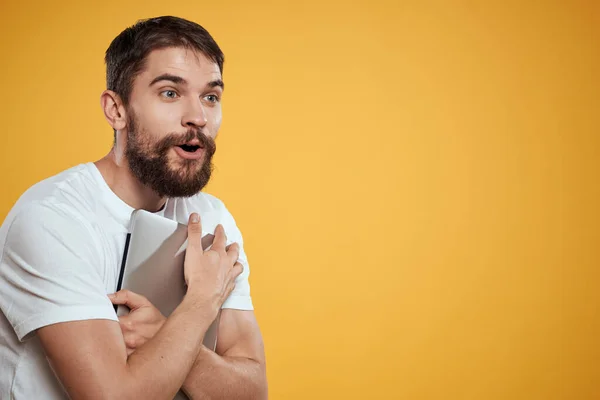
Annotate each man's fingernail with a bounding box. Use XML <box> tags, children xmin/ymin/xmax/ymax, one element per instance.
<box><xmin>191</xmin><ymin>213</ymin><xmax>199</xmax><ymax>223</ymax></box>
<box><xmin>108</xmin><ymin>293</ymin><xmax>115</xmax><ymax>298</ymax></box>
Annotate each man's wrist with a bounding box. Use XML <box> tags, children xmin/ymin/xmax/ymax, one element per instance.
<box><xmin>177</xmin><ymin>292</ymin><xmax>219</xmax><ymax>331</ymax></box>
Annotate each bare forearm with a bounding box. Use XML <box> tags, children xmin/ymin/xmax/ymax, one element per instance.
<box><xmin>182</xmin><ymin>346</ymin><xmax>267</xmax><ymax>400</ymax></box>
<box><xmin>122</xmin><ymin>297</ymin><xmax>213</xmax><ymax>399</ymax></box>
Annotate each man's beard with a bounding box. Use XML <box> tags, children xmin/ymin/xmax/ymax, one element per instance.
<box><xmin>125</xmin><ymin>114</ymin><xmax>217</xmax><ymax>198</ymax></box>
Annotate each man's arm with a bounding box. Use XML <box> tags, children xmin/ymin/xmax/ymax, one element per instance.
<box><xmin>111</xmin><ymin>295</ymin><xmax>268</xmax><ymax>400</ymax></box>
<box><xmin>181</xmin><ymin>309</ymin><xmax>267</xmax><ymax>400</ymax></box>
<box><xmin>39</xmin><ymin>298</ymin><xmax>210</xmax><ymax>400</ymax></box>
<box><xmin>36</xmin><ymin>215</ymin><xmax>243</xmax><ymax>400</ymax></box>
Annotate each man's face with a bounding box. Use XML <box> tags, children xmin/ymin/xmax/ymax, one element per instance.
<box><xmin>124</xmin><ymin>47</ymin><xmax>224</xmax><ymax>197</ymax></box>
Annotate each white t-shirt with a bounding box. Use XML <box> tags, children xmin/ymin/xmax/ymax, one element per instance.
<box><xmin>0</xmin><ymin>162</ymin><xmax>253</xmax><ymax>399</ymax></box>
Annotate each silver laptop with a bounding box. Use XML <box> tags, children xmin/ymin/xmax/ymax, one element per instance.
<box><xmin>115</xmin><ymin>209</ymin><xmax>219</xmax><ymax>351</ymax></box>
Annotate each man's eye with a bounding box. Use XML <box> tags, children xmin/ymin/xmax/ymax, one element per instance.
<box><xmin>205</xmin><ymin>94</ymin><xmax>220</xmax><ymax>103</ymax></box>
<box><xmin>161</xmin><ymin>90</ymin><xmax>179</xmax><ymax>99</ymax></box>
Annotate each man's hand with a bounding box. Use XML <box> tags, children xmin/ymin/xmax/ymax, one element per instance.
<box><xmin>108</xmin><ymin>218</ymin><xmax>243</xmax><ymax>357</ymax></box>
<box><xmin>109</xmin><ymin>290</ymin><xmax>166</xmax><ymax>355</ymax></box>
<box><xmin>184</xmin><ymin>219</ymin><xmax>243</xmax><ymax>323</ymax></box>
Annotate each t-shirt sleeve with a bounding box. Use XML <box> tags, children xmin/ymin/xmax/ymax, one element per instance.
<box><xmin>219</xmin><ymin>202</ymin><xmax>254</xmax><ymax>311</ymax></box>
<box><xmin>0</xmin><ymin>203</ymin><xmax>118</xmax><ymax>341</ymax></box>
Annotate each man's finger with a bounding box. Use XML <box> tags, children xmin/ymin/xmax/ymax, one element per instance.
<box><xmin>226</xmin><ymin>242</ymin><xmax>240</xmax><ymax>265</ymax></box>
<box><xmin>123</xmin><ymin>332</ymin><xmax>140</xmax><ymax>350</ymax></box>
<box><xmin>187</xmin><ymin>213</ymin><xmax>203</xmax><ymax>250</ymax></box>
<box><xmin>117</xmin><ymin>314</ymin><xmax>134</xmax><ymax>333</ymax></box>
<box><xmin>228</xmin><ymin>262</ymin><xmax>244</xmax><ymax>281</ymax></box>
<box><xmin>108</xmin><ymin>290</ymin><xmax>149</xmax><ymax>311</ymax></box>
<box><xmin>225</xmin><ymin>281</ymin><xmax>237</xmax><ymax>299</ymax></box>
<box><xmin>211</xmin><ymin>224</ymin><xmax>227</xmax><ymax>252</ymax></box>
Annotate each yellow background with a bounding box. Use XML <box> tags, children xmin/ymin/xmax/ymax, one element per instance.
<box><xmin>1</xmin><ymin>1</ymin><xmax>598</xmax><ymax>399</ymax></box>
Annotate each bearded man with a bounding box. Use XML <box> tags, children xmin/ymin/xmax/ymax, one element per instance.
<box><xmin>0</xmin><ymin>16</ymin><xmax>267</xmax><ymax>400</ymax></box>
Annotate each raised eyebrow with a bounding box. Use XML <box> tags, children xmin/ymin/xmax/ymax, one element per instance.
<box><xmin>149</xmin><ymin>74</ymin><xmax>188</xmax><ymax>87</ymax></box>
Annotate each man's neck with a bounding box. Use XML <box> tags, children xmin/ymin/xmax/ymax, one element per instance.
<box><xmin>94</xmin><ymin>148</ymin><xmax>166</xmax><ymax>212</ymax></box>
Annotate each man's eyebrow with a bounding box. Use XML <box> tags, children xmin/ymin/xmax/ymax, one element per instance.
<box><xmin>149</xmin><ymin>74</ymin><xmax>188</xmax><ymax>86</ymax></box>
<box><xmin>208</xmin><ymin>79</ymin><xmax>224</xmax><ymax>90</ymax></box>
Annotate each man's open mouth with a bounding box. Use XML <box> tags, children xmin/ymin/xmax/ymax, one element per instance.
<box><xmin>178</xmin><ymin>144</ymin><xmax>201</xmax><ymax>153</ymax></box>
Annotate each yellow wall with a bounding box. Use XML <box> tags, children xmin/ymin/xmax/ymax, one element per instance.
<box><xmin>1</xmin><ymin>1</ymin><xmax>598</xmax><ymax>399</ymax></box>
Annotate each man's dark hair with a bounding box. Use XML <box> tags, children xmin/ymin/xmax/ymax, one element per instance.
<box><xmin>105</xmin><ymin>15</ymin><xmax>224</xmax><ymax>106</ymax></box>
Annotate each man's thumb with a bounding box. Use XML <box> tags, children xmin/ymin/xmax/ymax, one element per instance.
<box><xmin>188</xmin><ymin>212</ymin><xmax>202</xmax><ymax>236</ymax></box>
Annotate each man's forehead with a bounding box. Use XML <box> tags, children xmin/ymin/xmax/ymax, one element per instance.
<box><xmin>142</xmin><ymin>47</ymin><xmax>221</xmax><ymax>82</ymax></box>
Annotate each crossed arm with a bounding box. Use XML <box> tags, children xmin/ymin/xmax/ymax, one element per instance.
<box><xmin>109</xmin><ymin>289</ymin><xmax>267</xmax><ymax>399</ymax></box>
<box><xmin>38</xmin><ymin>303</ymin><xmax>267</xmax><ymax>400</ymax></box>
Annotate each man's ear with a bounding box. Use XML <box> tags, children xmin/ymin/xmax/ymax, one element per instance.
<box><xmin>100</xmin><ymin>90</ymin><xmax>127</xmax><ymax>131</ymax></box>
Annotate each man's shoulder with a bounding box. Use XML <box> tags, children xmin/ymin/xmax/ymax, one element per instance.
<box><xmin>2</xmin><ymin>163</ymin><xmax>102</xmax><ymax>236</ymax></box>
<box><xmin>14</xmin><ymin>162</ymin><xmax>97</xmax><ymax>204</ymax></box>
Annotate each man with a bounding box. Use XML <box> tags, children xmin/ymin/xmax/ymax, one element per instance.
<box><xmin>0</xmin><ymin>16</ymin><xmax>267</xmax><ymax>399</ymax></box>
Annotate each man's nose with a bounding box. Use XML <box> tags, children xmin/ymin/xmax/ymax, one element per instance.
<box><xmin>182</xmin><ymin>99</ymin><xmax>208</xmax><ymax>128</ymax></box>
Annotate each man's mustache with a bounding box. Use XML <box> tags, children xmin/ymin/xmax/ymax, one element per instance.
<box><xmin>156</xmin><ymin>129</ymin><xmax>217</xmax><ymax>156</ymax></box>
